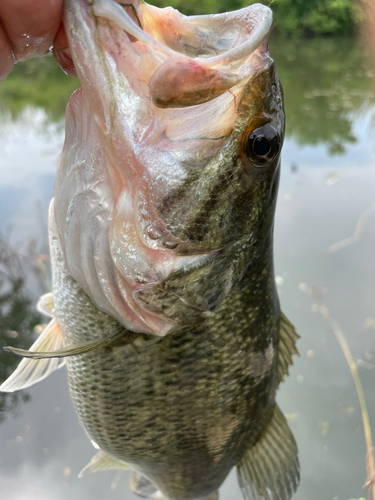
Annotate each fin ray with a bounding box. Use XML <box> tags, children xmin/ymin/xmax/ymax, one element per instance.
<box><xmin>0</xmin><ymin>318</ymin><xmax>66</xmax><ymax>393</ymax></box>
<box><xmin>278</xmin><ymin>313</ymin><xmax>299</xmax><ymax>384</ymax></box>
<box><xmin>130</xmin><ymin>471</ymin><xmax>160</xmax><ymax>498</ymax></box>
<box><xmin>4</xmin><ymin>328</ymin><xmax>138</xmax><ymax>359</ymax></box>
<box><xmin>237</xmin><ymin>405</ymin><xmax>299</xmax><ymax>500</ymax></box>
<box><xmin>36</xmin><ymin>292</ymin><xmax>55</xmax><ymax>318</ymax></box>
<box><xmin>78</xmin><ymin>450</ymin><xmax>130</xmax><ymax>477</ymax></box>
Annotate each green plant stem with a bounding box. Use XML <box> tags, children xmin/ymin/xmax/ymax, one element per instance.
<box><xmin>319</xmin><ymin>305</ymin><xmax>375</xmax><ymax>500</ymax></box>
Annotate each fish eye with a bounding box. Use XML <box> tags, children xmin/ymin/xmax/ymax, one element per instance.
<box><xmin>245</xmin><ymin>124</ymin><xmax>281</xmax><ymax>166</ymax></box>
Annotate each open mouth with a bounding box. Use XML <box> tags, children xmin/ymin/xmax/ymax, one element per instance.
<box><xmin>91</xmin><ymin>0</ymin><xmax>273</xmax><ymax>107</ymax></box>
<box><xmin>55</xmin><ymin>0</ymin><xmax>277</xmax><ymax>337</ymax></box>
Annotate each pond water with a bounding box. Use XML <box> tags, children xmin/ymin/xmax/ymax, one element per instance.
<box><xmin>0</xmin><ymin>36</ymin><xmax>375</xmax><ymax>500</ymax></box>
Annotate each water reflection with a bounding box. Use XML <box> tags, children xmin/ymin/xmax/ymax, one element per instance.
<box><xmin>0</xmin><ymin>238</ymin><xmax>46</xmax><ymax>423</ymax></box>
<box><xmin>273</xmin><ymin>37</ymin><xmax>375</xmax><ymax>154</ymax></box>
<box><xmin>0</xmin><ymin>57</ymin><xmax>78</xmax><ymax>122</ymax></box>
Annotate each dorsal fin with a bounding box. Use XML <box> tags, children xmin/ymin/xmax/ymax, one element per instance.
<box><xmin>0</xmin><ymin>318</ymin><xmax>66</xmax><ymax>393</ymax></box>
<box><xmin>78</xmin><ymin>450</ymin><xmax>130</xmax><ymax>477</ymax></box>
<box><xmin>278</xmin><ymin>313</ymin><xmax>300</xmax><ymax>385</ymax></box>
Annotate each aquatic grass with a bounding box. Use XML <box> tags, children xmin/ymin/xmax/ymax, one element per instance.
<box><xmin>0</xmin><ymin>237</ymin><xmax>44</xmax><ymax>422</ymax></box>
<box><xmin>314</xmin><ymin>304</ymin><xmax>375</xmax><ymax>500</ymax></box>
<box><xmin>328</xmin><ymin>201</ymin><xmax>375</xmax><ymax>253</ymax></box>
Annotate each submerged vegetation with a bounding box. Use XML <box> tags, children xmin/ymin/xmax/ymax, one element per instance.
<box><xmin>0</xmin><ymin>239</ymin><xmax>46</xmax><ymax>423</ymax></box>
<box><xmin>153</xmin><ymin>0</ymin><xmax>369</xmax><ymax>37</ymax></box>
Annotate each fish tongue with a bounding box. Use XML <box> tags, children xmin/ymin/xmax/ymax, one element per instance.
<box><xmin>149</xmin><ymin>56</ymin><xmax>240</xmax><ymax>108</ymax></box>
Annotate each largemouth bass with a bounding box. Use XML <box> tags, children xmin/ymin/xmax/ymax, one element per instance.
<box><xmin>1</xmin><ymin>1</ymin><xmax>300</xmax><ymax>499</ymax></box>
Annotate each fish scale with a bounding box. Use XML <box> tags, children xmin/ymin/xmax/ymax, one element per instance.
<box><xmin>50</xmin><ymin>196</ymin><xmax>278</xmax><ymax>499</ymax></box>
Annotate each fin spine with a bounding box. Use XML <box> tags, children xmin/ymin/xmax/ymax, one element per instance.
<box><xmin>4</xmin><ymin>328</ymin><xmax>138</xmax><ymax>359</ymax></box>
<box><xmin>278</xmin><ymin>313</ymin><xmax>300</xmax><ymax>384</ymax></box>
<box><xmin>78</xmin><ymin>450</ymin><xmax>130</xmax><ymax>477</ymax></box>
<box><xmin>0</xmin><ymin>318</ymin><xmax>66</xmax><ymax>393</ymax></box>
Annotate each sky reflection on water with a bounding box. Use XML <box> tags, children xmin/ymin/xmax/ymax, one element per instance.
<box><xmin>0</xmin><ymin>36</ymin><xmax>374</xmax><ymax>500</ymax></box>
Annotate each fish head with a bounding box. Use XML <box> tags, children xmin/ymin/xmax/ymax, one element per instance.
<box><xmin>55</xmin><ymin>0</ymin><xmax>284</xmax><ymax>335</ymax></box>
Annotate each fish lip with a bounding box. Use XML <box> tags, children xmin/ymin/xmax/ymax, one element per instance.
<box><xmin>90</xmin><ymin>0</ymin><xmax>273</xmax><ymax>107</ymax></box>
<box><xmin>91</xmin><ymin>0</ymin><xmax>273</xmax><ymax>59</ymax></box>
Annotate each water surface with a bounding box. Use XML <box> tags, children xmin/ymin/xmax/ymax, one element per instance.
<box><xmin>0</xmin><ymin>37</ymin><xmax>374</xmax><ymax>500</ymax></box>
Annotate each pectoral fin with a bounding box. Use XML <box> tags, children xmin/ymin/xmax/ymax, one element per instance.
<box><xmin>4</xmin><ymin>328</ymin><xmax>138</xmax><ymax>359</ymax></box>
<box><xmin>0</xmin><ymin>318</ymin><xmax>66</xmax><ymax>393</ymax></box>
<box><xmin>278</xmin><ymin>313</ymin><xmax>300</xmax><ymax>384</ymax></box>
<box><xmin>78</xmin><ymin>450</ymin><xmax>130</xmax><ymax>477</ymax></box>
<box><xmin>36</xmin><ymin>292</ymin><xmax>55</xmax><ymax>318</ymax></box>
<box><xmin>237</xmin><ymin>405</ymin><xmax>299</xmax><ymax>500</ymax></box>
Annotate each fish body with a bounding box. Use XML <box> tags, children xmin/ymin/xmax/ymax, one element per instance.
<box><xmin>1</xmin><ymin>1</ymin><xmax>299</xmax><ymax>499</ymax></box>
<box><xmin>50</xmin><ymin>201</ymin><xmax>279</xmax><ymax>500</ymax></box>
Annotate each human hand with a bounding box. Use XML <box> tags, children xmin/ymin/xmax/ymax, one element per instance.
<box><xmin>0</xmin><ymin>0</ymin><xmax>76</xmax><ymax>81</ymax></box>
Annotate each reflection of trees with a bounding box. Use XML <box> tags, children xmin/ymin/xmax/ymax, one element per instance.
<box><xmin>0</xmin><ymin>56</ymin><xmax>78</xmax><ymax>122</ymax></box>
<box><xmin>0</xmin><ymin>238</ymin><xmax>46</xmax><ymax>424</ymax></box>
<box><xmin>272</xmin><ymin>38</ymin><xmax>375</xmax><ymax>155</ymax></box>
<box><xmin>0</xmin><ymin>39</ymin><xmax>374</xmax><ymax>155</ymax></box>
<box><xmin>152</xmin><ymin>0</ymin><xmax>360</xmax><ymax>36</ymax></box>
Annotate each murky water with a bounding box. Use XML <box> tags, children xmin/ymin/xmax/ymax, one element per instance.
<box><xmin>0</xmin><ymin>37</ymin><xmax>374</xmax><ymax>500</ymax></box>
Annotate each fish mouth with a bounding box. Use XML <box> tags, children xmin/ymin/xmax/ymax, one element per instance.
<box><xmin>55</xmin><ymin>0</ymin><xmax>275</xmax><ymax>336</ymax></box>
<box><xmin>91</xmin><ymin>0</ymin><xmax>273</xmax><ymax>108</ymax></box>
<box><xmin>63</xmin><ymin>0</ymin><xmax>274</xmax><ymax>147</ymax></box>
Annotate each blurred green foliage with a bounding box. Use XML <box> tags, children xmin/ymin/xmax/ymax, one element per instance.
<box><xmin>0</xmin><ymin>56</ymin><xmax>78</xmax><ymax>122</ymax></box>
<box><xmin>152</xmin><ymin>0</ymin><xmax>368</xmax><ymax>37</ymax></box>
<box><xmin>272</xmin><ymin>37</ymin><xmax>375</xmax><ymax>154</ymax></box>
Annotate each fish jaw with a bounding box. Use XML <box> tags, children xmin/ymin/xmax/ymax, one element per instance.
<box><xmin>57</xmin><ymin>0</ymin><xmax>278</xmax><ymax>335</ymax></box>
<box><xmin>65</xmin><ymin>0</ymin><xmax>273</xmax><ymax>109</ymax></box>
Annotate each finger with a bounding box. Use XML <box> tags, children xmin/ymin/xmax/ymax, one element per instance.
<box><xmin>0</xmin><ymin>0</ymin><xmax>62</xmax><ymax>62</ymax></box>
<box><xmin>52</xmin><ymin>22</ymin><xmax>77</xmax><ymax>77</ymax></box>
<box><xmin>0</xmin><ymin>22</ymin><xmax>13</xmax><ymax>81</ymax></box>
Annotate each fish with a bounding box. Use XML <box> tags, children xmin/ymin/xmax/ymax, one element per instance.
<box><xmin>0</xmin><ymin>1</ymin><xmax>300</xmax><ymax>499</ymax></box>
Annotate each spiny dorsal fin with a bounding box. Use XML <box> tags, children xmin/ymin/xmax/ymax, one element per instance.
<box><xmin>78</xmin><ymin>450</ymin><xmax>130</xmax><ymax>478</ymax></box>
<box><xmin>237</xmin><ymin>404</ymin><xmax>300</xmax><ymax>500</ymax></box>
<box><xmin>37</xmin><ymin>292</ymin><xmax>55</xmax><ymax>318</ymax></box>
<box><xmin>4</xmin><ymin>328</ymin><xmax>138</xmax><ymax>359</ymax></box>
<box><xmin>0</xmin><ymin>318</ymin><xmax>66</xmax><ymax>393</ymax></box>
<box><xmin>278</xmin><ymin>312</ymin><xmax>300</xmax><ymax>384</ymax></box>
